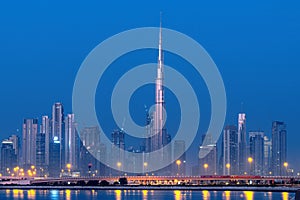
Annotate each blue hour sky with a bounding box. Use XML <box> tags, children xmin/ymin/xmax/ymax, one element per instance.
<box><xmin>0</xmin><ymin>1</ymin><xmax>300</xmax><ymax>170</ymax></box>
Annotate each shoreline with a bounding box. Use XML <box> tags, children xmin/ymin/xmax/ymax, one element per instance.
<box><xmin>0</xmin><ymin>185</ymin><xmax>298</xmax><ymax>193</ymax></box>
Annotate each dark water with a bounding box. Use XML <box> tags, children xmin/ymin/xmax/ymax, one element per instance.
<box><xmin>0</xmin><ymin>189</ymin><xmax>295</xmax><ymax>200</ymax></box>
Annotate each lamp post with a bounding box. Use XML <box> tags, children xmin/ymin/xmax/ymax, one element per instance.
<box><xmin>66</xmin><ymin>163</ymin><xmax>72</xmax><ymax>176</ymax></box>
<box><xmin>117</xmin><ymin>162</ymin><xmax>122</xmax><ymax>176</ymax></box>
<box><xmin>203</xmin><ymin>163</ymin><xmax>209</xmax><ymax>175</ymax></box>
<box><xmin>226</xmin><ymin>163</ymin><xmax>231</xmax><ymax>175</ymax></box>
<box><xmin>284</xmin><ymin>162</ymin><xmax>288</xmax><ymax>176</ymax></box>
<box><xmin>143</xmin><ymin>162</ymin><xmax>148</xmax><ymax>175</ymax></box>
<box><xmin>248</xmin><ymin>157</ymin><xmax>253</xmax><ymax>175</ymax></box>
<box><xmin>176</xmin><ymin>160</ymin><xmax>181</xmax><ymax>176</ymax></box>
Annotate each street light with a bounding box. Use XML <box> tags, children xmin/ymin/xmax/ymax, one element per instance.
<box><xmin>203</xmin><ymin>163</ymin><xmax>209</xmax><ymax>175</ymax></box>
<box><xmin>176</xmin><ymin>160</ymin><xmax>181</xmax><ymax>176</ymax></box>
<box><xmin>143</xmin><ymin>162</ymin><xmax>148</xmax><ymax>175</ymax></box>
<box><xmin>66</xmin><ymin>163</ymin><xmax>72</xmax><ymax>176</ymax></box>
<box><xmin>117</xmin><ymin>162</ymin><xmax>122</xmax><ymax>176</ymax></box>
<box><xmin>226</xmin><ymin>163</ymin><xmax>231</xmax><ymax>175</ymax></box>
<box><xmin>284</xmin><ymin>162</ymin><xmax>288</xmax><ymax>175</ymax></box>
<box><xmin>248</xmin><ymin>157</ymin><xmax>253</xmax><ymax>175</ymax></box>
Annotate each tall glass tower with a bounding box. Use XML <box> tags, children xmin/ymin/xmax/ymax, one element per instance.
<box><xmin>22</xmin><ymin>119</ymin><xmax>38</xmax><ymax>168</ymax></box>
<box><xmin>271</xmin><ymin>121</ymin><xmax>287</xmax><ymax>176</ymax></box>
<box><xmin>238</xmin><ymin>113</ymin><xmax>247</xmax><ymax>175</ymax></box>
<box><xmin>51</xmin><ymin>102</ymin><xmax>64</xmax><ymax>171</ymax></box>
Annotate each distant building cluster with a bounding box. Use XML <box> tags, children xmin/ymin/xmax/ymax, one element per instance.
<box><xmin>196</xmin><ymin>113</ymin><xmax>289</xmax><ymax>177</ymax></box>
<box><xmin>0</xmin><ymin>101</ymin><xmax>187</xmax><ymax>177</ymax></box>
<box><xmin>0</xmin><ymin>102</ymin><xmax>107</xmax><ymax>177</ymax></box>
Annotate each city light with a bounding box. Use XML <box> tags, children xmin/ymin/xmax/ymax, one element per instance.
<box><xmin>176</xmin><ymin>160</ymin><xmax>181</xmax><ymax>176</ymax></box>
<box><xmin>203</xmin><ymin>163</ymin><xmax>209</xmax><ymax>169</ymax></box>
<box><xmin>117</xmin><ymin>162</ymin><xmax>122</xmax><ymax>168</ymax></box>
<box><xmin>248</xmin><ymin>157</ymin><xmax>253</xmax><ymax>163</ymax></box>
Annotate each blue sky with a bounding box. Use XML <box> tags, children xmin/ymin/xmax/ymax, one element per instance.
<box><xmin>0</xmin><ymin>1</ymin><xmax>299</xmax><ymax>170</ymax></box>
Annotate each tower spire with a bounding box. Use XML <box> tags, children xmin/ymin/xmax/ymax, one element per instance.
<box><xmin>158</xmin><ymin>12</ymin><xmax>163</xmax><ymax>78</ymax></box>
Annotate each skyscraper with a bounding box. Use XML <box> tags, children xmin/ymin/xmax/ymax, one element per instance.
<box><xmin>147</xmin><ymin>19</ymin><xmax>171</xmax><ymax>174</ymax></box>
<box><xmin>80</xmin><ymin>126</ymin><xmax>101</xmax><ymax>176</ymax></box>
<box><xmin>263</xmin><ymin>136</ymin><xmax>272</xmax><ymax>175</ymax></box>
<box><xmin>0</xmin><ymin>139</ymin><xmax>17</xmax><ymax>174</ymax></box>
<box><xmin>22</xmin><ymin>119</ymin><xmax>38</xmax><ymax>169</ymax></box>
<box><xmin>41</xmin><ymin>115</ymin><xmax>50</xmax><ymax>167</ymax></box>
<box><xmin>8</xmin><ymin>135</ymin><xmax>20</xmax><ymax>166</ymax></box>
<box><xmin>49</xmin><ymin>136</ymin><xmax>60</xmax><ymax>177</ymax></box>
<box><xmin>152</xmin><ymin>19</ymin><xmax>167</xmax><ymax>151</ymax></box>
<box><xmin>51</xmin><ymin>102</ymin><xmax>64</xmax><ymax>169</ymax></box>
<box><xmin>111</xmin><ymin>129</ymin><xmax>125</xmax><ymax>173</ymax></box>
<box><xmin>238</xmin><ymin>113</ymin><xmax>247</xmax><ymax>175</ymax></box>
<box><xmin>80</xmin><ymin>126</ymin><xmax>101</xmax><ymax>150</ymax></box>
<box><xmin>64</xmin><ymin>114</ymin><xmax>80</xmax><ymax>170</ymax></box>
<box><xmin>173</xmin><ymin>140</ymin><xmax>186</xmax><ymax>175</ymax></box>
<box><xmin>222</xmin><ymin>125</ymin><xmax>238</xmax><ymax>175</ymax></box>
<box><xmin>36</xmin><ymin>132</ymin><xmax>46</xmax><ymax>175</ymax></box>
<box><xmin>249</xmin><ymin>131</ymin><xmax>264</xmax><ymax>175</ymax></box>
<box><xmin>271</xmin><ymin>121</ymin><xmax>287</xmax><ymax>176</ymax></box>
<box><xmin>199</xmin><ymin>134</ymin><xmax>217</xmax><ymax>175</ymax></box>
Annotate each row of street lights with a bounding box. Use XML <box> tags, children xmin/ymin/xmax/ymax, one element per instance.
<box><xmin>5</xmin><ymin>165</ymin><xmax>37</xmax><ymax>177</ymax></box>
<box><xmin>89</xmin><ymin>159</ymin><xmax>290</xmax><ymax>177</ymax></box>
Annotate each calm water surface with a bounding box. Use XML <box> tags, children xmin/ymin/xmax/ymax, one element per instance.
<box><xmin>0</xmin><ymin>189</ymin><xmax>295</xmax><ymax>200</ymax></box>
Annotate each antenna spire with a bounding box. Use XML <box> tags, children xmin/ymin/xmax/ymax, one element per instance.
<box><xmin>158</xmin><ymin>12</ymin><xmax>162</xmax><ymax>65</ymax></box>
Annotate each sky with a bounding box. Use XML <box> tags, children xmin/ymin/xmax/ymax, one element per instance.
<box><xmin>0</xmin><ymin>1</ymin><xmax>300</xmax><ymax>171</ymax></box>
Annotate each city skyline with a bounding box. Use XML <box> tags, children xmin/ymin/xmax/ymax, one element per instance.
<box><xmin>0</xmin><ymin>100</ymin><xmax>292</xmax><ymax>177</ymax></box>
<box><xmin>0</xmin><ymin>22</ymin><xmax>293</xmax><ymax>176</ymax></box>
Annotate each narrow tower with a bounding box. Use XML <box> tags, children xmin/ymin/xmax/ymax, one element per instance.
<box><xmin>152</xmin><ymin>17</ymin><xmax>167</xmax><ymax>152</ymax></box>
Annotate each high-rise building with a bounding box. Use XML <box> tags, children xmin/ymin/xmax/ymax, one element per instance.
<box><xmin>263</xmin><ymin>136</ymin><xmax>272</xmax><ymax>175</ymax></box>
<box><xmin>222</xmin><ymin>125</ymin><xmax>238</xmax><ymax>175</ymax></box>
<box><xmin>238</xmin><ymin>113</ymin><xmax>247</xmax><ymax>175</ymax></box>
<box><xmin>0</xmin><ymin>139</ymin><xmax>17</xmax><ymax>174</ymax></box>
<box><xmin>249</xmin><ymin>131</ymin><xmax>264</xmax><ymax>175</ymax></box>
<box><xmin>22</xmin><ymin>119</ymin><xmax>38</xmax><ymax>169</ymax></box>
<box><xmin>199</xmin><ymin>134</ymin><xmax>217</xmax><ymax>175</ymax></box>
<box><xmin>64</xmin><ymin>114</ymin><xmax>80</xmax><ymax>170</ymax></box>
<box><xmin>271</xmin><ymin>121</ymin><xmax>287</xmax><ymax>176</ymax></box>
<box><xmin>41</xmin><ymin>115</ymin><xmax>50</xmax><ymax>167</ymax></box>
<box><xmin>111</xmin><ymin>129</ymin><xmax>125</xmax><ymax>173</ymax></box>
<box><xmin>80</xmin><ymin>126</ymin><xmax>101</xmax><ymax>150</ymax></box>
<box><xmin>36</xmin><ymin>132</ymin><xmax>46</xmax><ymax>175</ymax></box>
<box><xmin>173</xmin><ymin>140</ymin><xmax>186</xmax><ymax>175</ymax></box>
<box><xmin>51</xmin><ymin>102</ymin><xmax>64</xmax><ymax>170</ymax></box>
<box><xmin>146</xmin><ymin>20</ymin><xmax>171</xmax><ymax>175</ymax></box>
<box><xmin>8</xmin><ymin>135</ymin><xmax>20</xmax><ymax>166</ymax></box>
<box><xmin>49</xmin><ymin>136</ymin><xmax>60</xmax><ymax>177</ymax></box>
<box><xmin>80</xmin><ymin>126</ymin><xmax>102</xmax><ymax>176</ymax></box>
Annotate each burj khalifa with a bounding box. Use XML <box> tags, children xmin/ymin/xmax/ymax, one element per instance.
<box><xmin>149</xmin><ymin>19</ymin><xmax>170</xmax><ymax>160</ymax></box>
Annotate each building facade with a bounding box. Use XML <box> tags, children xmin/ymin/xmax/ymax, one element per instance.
<box><xmin>223</xmin><ymin>125</ymin><xmax>238</xmax><ymax>175</ymax></box>
<box><xmin>238</xmin><ymin>113</ymin><xmax>247</xmax><ymax>175</ymax></box>
<box><xmin>249</xmin><ymin>131</ymin><xmax>264</xmax><ymax>175</ymax></box>
<box><xmin>22</xmin><ymin>119</ymin><xmax>38</xmax><ymax>169</ymax></box>
<box><xmin>51</xmin><ymin>102</ymin><xmax>64</xmax><ymax>169</ymax></box>
<box><xmin>271</xmin><ymin>121</ymin><xmax>287</xmax><ymax>176</ymax></box>
<box><xmin>1</xmin><ymin>139</ymin><xmax>17</xmax><ymax>174</ymax></box>
<box><xmin>64</xmin><ymin>114</ymin><xmax>80</xmax><ymax>170</ymax></box>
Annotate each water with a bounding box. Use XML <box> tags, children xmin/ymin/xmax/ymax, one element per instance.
<box><xmin>0</xmin><ymin>189</ymin><xmax>295</xmax><ymax>200</ymax></box>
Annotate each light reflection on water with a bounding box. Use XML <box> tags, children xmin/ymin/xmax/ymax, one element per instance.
<box><xmin>282</xmin><ymin>192</ymin><xmax>289</xmax><ymax>200</ymax></box>
<box><xmin>0</xmin><ymin>189</ymin><xmax>296</xmax><ymax>199</ymax></box>
<box><xmin>244</xmin><ymin>191</ymin><xmax>254</xmax><ymax>200</ymax></box>
<box><xmin>202</xmin><ymin>190</ymin><xmax>210</xmax><ymax>200</ymax></box>
<box><xmin>223</xmin><ymin>191</ymin><xmax>230</xmax><ymax>200</ymax></box>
